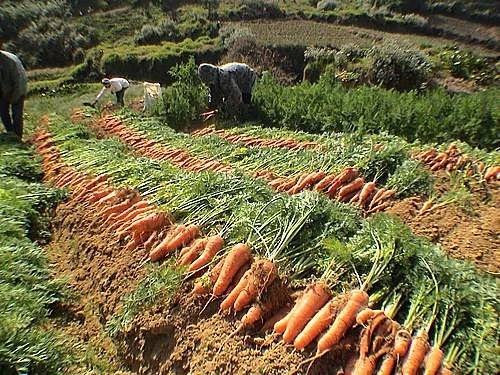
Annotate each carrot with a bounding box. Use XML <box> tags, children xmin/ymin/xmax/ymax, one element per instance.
<box><xmin>192</xmin><ymin>257</ymin><xmax>225</xmax><ymax>295</ymax></box>
<box><xmin>338</xmin><ymin>177</ymin><xmax>364</xmax><ymax>201</ymax></box>
<box><xmin>484</xmin><ymin>166</ymin><xmax>500</xmax><ymax>181</ymax></box>
<box><xmin>326</xmin><ymin>167</ymin><xmax>359</xmax><ymax>198</ymax></box>
<box><xmin>188</xmin><ymin>235</ymin><xmax>225</xmax><ymax>272</ymax></box>
<box><xmin>87</xmin><ymin>188</ymin><xmax>115</xmax><ymax>204</ymax></box>
<box><xmin>293</xmin><ymin>295</ymin><xmax>344</xmax><ymax>351</ymax></box>
<box><xmin>377</xmin><ymin>354</ymin><xmax>397</xmax><ymax>375</ymax></box>
<box><xmin>220</xmin><ymin>268</ymin><xmax>250</xmax><ymax>311</ymax></box>
<box><xmin>107</xmin><ymin>201</ymin><xmax>150</xmax><ymax>224</ymax></box>
<box><xmin>401</xmin><ymin>328</ymin><xmax>430</xmax><ymax>375</ymax></box>
<box><xmin>276</xmin><ymin>176</ymin><xmax>299</xmax><ymax>192</ymax></box>
<box><xmin>156</xmin><ymin>224</ymin><xmax>200</xmax><ymax>259</ymax></box>
<box><xmin>423</xmin><ymin>345</ymin><xmax>444</xmax><ymax>375</ymax></box>
<box><xmin>233</xmin><ymin>259</ymin><xmax>277</xmax><ymax>312</ymax></box>
<box><xmin>99</xmin><ymin>198</ymin><xmax>135</xmax><ymax>219</ymax></box>
<box><xmin>314</xmin><ymin>173</ymin><xmax>337</xmax><ymax>192</ymax></box>
<box><xmin>316</xmin><ymin>289</ymin><xmax>369</xmax><ymax>354</ymax></box>
<box><xmin>438</xmin><ymin>367</ymin><xmax>452</xmax><ymax>375</ymax></box>
<box><xmin>394</xmin><ymin>328</ymin><xmax>412</xmax><ymax>357</ymax></box>
<box><xmin>177</xmin><ymin>238</ymin><xmax>209</xmax><ymax>267</ymax></box>
<box><xmin>240</xmin><ymin>304</ymin><xmax>264</xmax><ymax>327</ymax></box>
<box><xmin>213</xmin><ymin>243</ymin><xmax>252</xmax><ymax>296</ymax></box>
<box><xmin>118</xmin><ymin>212</ymin><xmax>170</xmax><ymax>237</ymax></box>
<box><xmin>289</xmin><ymin>171</ymin><xmax>326</xmax><ymax>194</ymax></box>
<box><xmin>358</xmin><ymin>181</ymin><xmax>377</xmax><ymax>206</ymax></box>
<box><xmin>356</xmin><ymin>308</ymin><xmax>385</xmax><ymax>326</ymax></box>
<box><xmin>282</xmin><ymin>281</ymin><xmax>331</xmax><ymax>343</ymax></box>
<box><xmin>95</xmin><ymin>190</ymin><xmax>118</xmax><ymax>207</ymax></box>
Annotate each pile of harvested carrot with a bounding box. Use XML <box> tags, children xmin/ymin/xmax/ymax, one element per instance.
<box><xmin>95</xmin><ymin>115</ymin><xmax>234</xmax><ymax>173</ymax></box>
<box><xmin>266</xmin><ymin>167</ymin><xmax>396</xmax><ymax>214</ymax></box>
<box><xmin>191</xmin><ymin>126</ymin><xmax>321</xmax><ymax>151</ymax></box>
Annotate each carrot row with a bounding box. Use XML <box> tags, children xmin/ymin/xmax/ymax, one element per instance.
<box><xmin>95</xmin><ymin>115</ymin><xmax>234</xmax><ymax>174</ymax></box>
<box><xmin>191</xmin><ymin>126</ymin><xmax>321</xmax><ymax>152</ymax></box>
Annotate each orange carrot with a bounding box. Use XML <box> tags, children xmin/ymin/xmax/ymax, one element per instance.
<box><xmin>376</xmin><ymin>354</ymin><xmax>397</xmax><ymax>375</ymax></box>
<box><xmin>282</xmin><ymin>282</ymin><xmax>331</xmax><ymax>343</ymax></box>
<box><xmin>356</xmin><ymin>308</ymin><xmax>384</xmax><ymax>326</ymax></box>
<box><xmin>401</xmin><ymin>328</ymin><xmax>430</xmax><ymax>375</ymax></box>
<box><xmin>423</xmin><ymin>345</ymin><xmax>444</xmax><ymax>375</ymax></box>
<box><xmin>394</xmin><ymin>328</ymin><xmax>412</xmax><ymax>357</ymax></box>
<box><xmin>165</xmin><ymin>224</ymin><xmax>200</xmax><ymax>254</ymax></box>
<box><xmin>107</xmin><ymin>201</ymin><xmax>150</xmax><ymax>224</ymax></box>
<box><xmin>188</xmin><ymin>235</ymin><xmax>225</xmax><ymax>272</ymax></box>
<box><xmin>177</xmin><ymin>238</ymin><xmax>208</xmax><ymax>267</ymax></box>
<box><xmin>192</xmin><ymin>257</ymin><xmax>225</xmax><ymax>295</ymax></box>
<box><xmin>99</xmin><ymin>198</ymin><xmax>136</xmax><ymax>219</ymax></box>
<box><xmin>289</xmin><ymin>171</ymin><xmax>326</xmax><ymax>194</ymax></box>
<box><xmin>240</xmin><ymin>304</ymin><xmax>264</xmax><ymax>327</ymax></box>
<box><xmin>149</xmin><ymin>224</ymin><xmax>186</xmax><ymax>261</ymax></box>
<box><xmin>484</xmin><ymin>166</ymin><xmax>500</xmax><ymax>181</ymax></box>
<box><xmin>220</xmin><ymin>268</ymin><xmax>250</xmax><ymax>311</ymax></box>
<box><xmin>233</xmin><ymin>259</ymin><xmax>277</xmax><ymax>312</ymax></box>
<box><xmin>293</xmin><ymin>297</ymin><xmax>339</xmax><ymax>351</ymax></box>
<box><xmin>358</xmin><ymin>181</ymin><xmax>377</xmax><ymax>206</ymax></box>
<box><xmin>338</xmin><ymin>177</ymin><xmax>364</xmax><ymax>201</ymax></box>
<box><xmin>314</xmin><ymin>173</ymin><xmax>337</xmax><ymax>192</ymax></box>
<box><xmin>118</xmin><ymin>212</ymin><xmax>169</xmax><ymax>236</ymax></box>
<box><xmin>213</xmin><ymin>243</ymin><xmax>252</xmax><ymax>296</ymax></box>
<box><xmin>316</xmin><ymin>289</ymin><xmax>369</xmax><ymax>354</ymax></box>
<box><xmin>326</xmin><ymin>167</ymin><xmax>359</xmax><ymax>198</ymax></box>
<box><xmin>276</xmin><ymin>176</ymin><xmax>299</xmax><ymax>192</ymax></box>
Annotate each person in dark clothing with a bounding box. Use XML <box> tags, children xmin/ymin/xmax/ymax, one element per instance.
<box><xmin>0</xmin><ymin>49</ymin><xmax>28</xmax><ymax>140</ymax></box>
<box><xmin>198</xmin><ymin>62</ymin><xmax>257</xmax><ymax>117</ymax></box>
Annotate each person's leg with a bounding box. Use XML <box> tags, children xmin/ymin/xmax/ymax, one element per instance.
<box><xmin>0</xmin><ymin>99</ymin><xmax>14</xmax><ymax>133</ymax></box>
<box><xmin>116</xmin><ymin>88</ymin><xmax>127</xmax><ymax>107</ymax></box>
<box><xmin>11</xmin><ymin>96</ymin><xmax>25</xmax><ymax>139</ymax></box>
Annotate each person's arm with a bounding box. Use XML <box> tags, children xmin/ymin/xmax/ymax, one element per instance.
<box><xmin>94</xmin><ymin>86</ymin><xmax>107</xmax><ymax>103</ymax></box>
<box><xmin>208</xmin><ymin>85</ymin><xmax>222</xmax><ymax>110</ymax></box>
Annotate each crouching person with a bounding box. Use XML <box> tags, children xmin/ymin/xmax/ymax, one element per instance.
<box><xmin>198</xmin><ymin>62</ymin><xmax>257</xmax><ymax>119</ymax></box>
<box><xmin>92</xmin><ymin>77</ymin><xmax>130</xmax><ymax>107</ymax></box>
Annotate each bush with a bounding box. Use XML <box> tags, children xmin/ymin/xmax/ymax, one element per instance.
<box><xmin>5</xmin><ymin>17</ymin><xmax>97</xmax><ymax>68</ymax></box>
<box><xmin>154</xmin><ymin>57</ymin><xmax>207</xmax><ymax>131</ymax></box>
<box><xmin>368</xmin><ymin>45</ymin><xmax>432</xmax><ymax>91</ymax></box>
<box><xmin>316</xmin><ymin>0</ymin><xmax>337</xmax><ymax>11</ymax></box>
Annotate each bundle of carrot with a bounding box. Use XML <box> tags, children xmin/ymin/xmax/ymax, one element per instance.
<box><xmin>192</xmin><ymin>242</ymin><xmax>252</xmax><ymax>296</ymax></box>
<box><xmin>267</xmin><ymin>167</ymin><xmax>395</xmax><ymax>214</ymax></box>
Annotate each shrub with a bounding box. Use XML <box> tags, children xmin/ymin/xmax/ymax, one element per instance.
<box><xmin>368</xmin><ymin>45</ymin><xmax>432</xmax><ymax>91</ymax></box>
<box><xmin>316</xmin><ymin>0</ymin><xmax>337</xmax><ymax>11</ymax></box>
<box><xmin>154</xmin><ymin>57</ymin><xmax>207</xmax><ymax>131</ymax></box>
<box><xmin>5</xmin><ymin>17</ymin><xmax>97</xmax><ymax>68</ymax></box>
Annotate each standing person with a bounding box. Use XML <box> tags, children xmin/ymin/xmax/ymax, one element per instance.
<box><xmin>92</xmin><ymin>77</ymin><xmax>130</xmax><ymax>107</ymax></box>
<box><xmin>198</xmin><ymin>62</ymin><xmax>257</xmax><ymax>117</ymax></box>
<box><xmin>0</xmin><ymin>48</ymin><xmax>28</xmax><ymax>140</ymax></box>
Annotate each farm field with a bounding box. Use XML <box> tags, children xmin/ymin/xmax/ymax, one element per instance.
<box><xmin>3</xmin><ymin>85</ymin><xmax>495</xmax><ymax>373</ymax></box>
<box><xmin>2</xmin><ymin>1</ymin><xmax>500</xmax><ymax>374</ymax></box>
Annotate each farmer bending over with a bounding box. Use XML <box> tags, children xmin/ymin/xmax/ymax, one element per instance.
<box><xmin>92</xmin><ymin>77</ymin><xmax>130</xmax><ymax>107</ymax></box>
<box><xmin>0</xmin><ymin>47</ymin><xmax>28</xmax><ymax>140</ymax></box>
<box><xmin>198</xmin><ymin>62</ymin><xmax>257</xmax><ymax>117</ymax></box>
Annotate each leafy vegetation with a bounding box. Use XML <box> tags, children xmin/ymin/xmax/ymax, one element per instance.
<box><xmin>0</xmin><ymin>137</ymin><xmax>71</xmax><ymax>374</ymax></box>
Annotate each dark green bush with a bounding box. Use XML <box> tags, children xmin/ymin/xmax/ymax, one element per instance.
<box><xmin>153</xmin><ymin>57</ymin><xmax>207</xmax><ymax>130</ymax></box>
<box><xmin>368</xmin><ymin>45</ymin><xmax>432</xmax><ymax>91</ymax></box>
<box><xmin>253</xmin><ymin>72</ymin><xmax>499</xmax><ymax>151</ymax></box>
<box><xmin>5</xmin><ymin>17</ymin><xmax>97</xmax><ymax>68</ymax></box>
